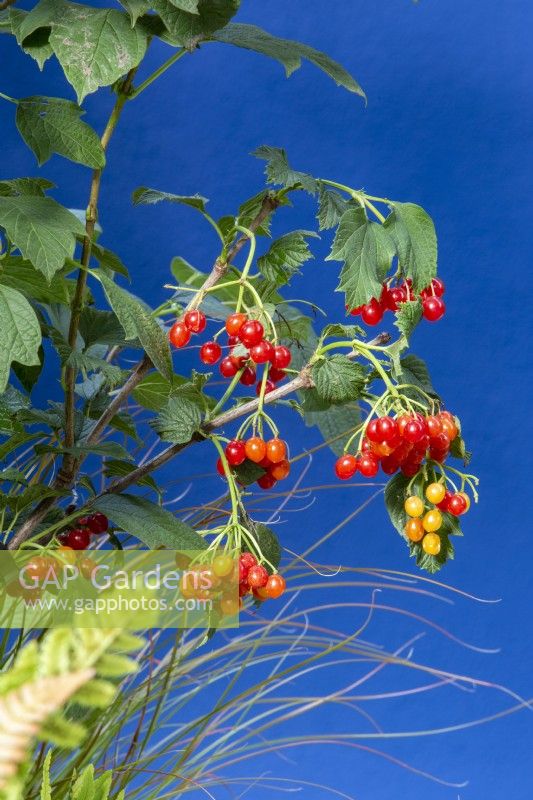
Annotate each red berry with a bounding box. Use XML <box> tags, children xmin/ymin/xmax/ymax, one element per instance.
<box><xmin>401</xmin><ymin>461</ymin><xmax>420</xmax><ymax>477</ymax></box>
<box><xmin>376</xmin><ymin>416</ymin><xmax>398</xmax><ymax>442</ymax></box>
<box><xmin>225</xmin><ymin>313</ymin><xmax>247</xmax><ymax>336</ymax></box>
<box><xmin>422</xmin><ymin>277</ymin><xmax>445</xmax><ymax>299</ymax></box>
<box><xmin>66</xmin><ymin>528</ymin><xmax>91</xmax><ymax>550</ymax></box>
<box><xmin>250</xmin><ymin>340</ymin><xmax>274</xmax><ymax>364</ymax></box>
<box><xmin>335</xmin><ymin>454</ymin><xmax>358</xmax><ymax>480</ymax></box>
<box><xmin>366</xmin><ymin>419</ymin><xmax>381</xmax><ymax>443</ymax></box>
<box><xmin>227</xmin><ymin>334</ymin><xmax>239</xmax><ymax>347</ymax></box>
<box><xmin>169</xmin><ymin>321</ymin><xmax>191</xmax><ymax>348</ymax></box>
<box><xmin>220</xmin><ymin>357</ymin><xmax>238</xmax><ymax>378</ymax></box>
<box><xmin>87</xmin><ymin>512</ymin><xmax>108</xmax><ymax>534</ymax></box>
<box><xmin>358</xmin><ymin>454</ymin><xmax>379</xmax><ymax>477</ymax></box>
<box><xmin>184</xmin><ymin>309</ymin><xmax>206</xmax><ymax>333</ymax></box>
<box><xmin>360</xmin><ymin>298</ymin><xmax>384</xmax><ymax>326</ymax></box>
<box><xmin>225</xmin><ymin>440</ymin><xmax>246</xmax><ymax>466</ymax></box>
<box><xmin>239</xmin><ymin>366</ymin><xmax>256</xmax><ymax>386</ymax></box>
<box><xmin>381</xmin><ymin>455</ymin><xmax>399</xmax><ymax>475</ymax></box>
<box><xmin>269</xmin><ymin>367</ymin><xmax>286</xmax><ymax>383</ymax></box>
<box><xmin>247</xmin><ymin>564</ymin><xmax>269</xmax><ymax>589</ymax></box>
<box><xmin>200</xmin><ymin>341</ymin><xmax>222</xmax><ymax>365</ymax></box>
<box><xmin>256</xmin><ymin>379</ymin><xmax>275</xmax><ymax>395</ymax></box>
<box><xmin>403</xmin><ymin>419</ymin><xmax>426</xmax><ymax>443</ymax></box>
<box><xmin>272</xmin><ymin>345</ymin><xmax>291</xmax><ymax>369</ymax></box>
<box><xmin>422</xmin><ymin>296</ymin><xmax>446</xmax><ymax>322</ymax></box>
<box><xmin>239</xmin><ymin>320</ymin><xmax>264</xmax><ymax>347</ymax></box>
<box><xmin>448</xmin><ymin>493</ymin><xmax>468</xmax><ymax>516</ymax></box>
<box><xmin>257</xmin><ymin>473</ymin><xmax>277</xmax><ymax>490</ymax></box>
<box><xmin>349</xmin><ymin>305</ymin><xmax>364</xmax><ymax>316</ymax></box>
<box><xmin>216</xmin><ymin>458</ymin><xmax>226</xmax><ymax>477</ymax></box>
<box><xmin>437</xmin><ymin>490</ymin><xmax>453</xmax><ymax>511</ymax></box>
<box><xmin>388</xmin><ymin>286</ymin><xmax>407</xmax><ymax>311</ymax></box>
<box><xmin>240</xmin><ymin>552</ymin><xmax>257</xmax><ymax>573</ymax></box>
<box><xmin>265</xmin><ymin>574</ymin><xmax>286</xmax><ymax>599</ymax></box>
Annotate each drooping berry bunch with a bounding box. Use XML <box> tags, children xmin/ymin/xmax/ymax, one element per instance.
<box><xmin>57</xmin><ymin>512</ymin><xmax>109</xmax><ymax>550</ymax></box>
<box><xmin>334</xmin><ymin>410</ymin><xmax>459</xmax><ymax>481</ymax></box>
<box><xmin>169</xmin><ymin>309</ymin><xmax>207</xmax><ymax>348</ymax></box>
<box><xmin>349</xmin><ymin>278</ymin><xmax>446</xmax><ymax>325</ymax></box>
<box><xmin>404</xmin><ymin>481</ymin><xmax>470</xmax><ymax>555</ymax></box>
<box><xmin>217</xmin><ymin>436</ymin><xmax>291</xmax><ymax>490</ymax></box>
<box><xmin>239</xmin><ymin>551</ymin><xmax>286</xmax><ymax>600</ymax></box>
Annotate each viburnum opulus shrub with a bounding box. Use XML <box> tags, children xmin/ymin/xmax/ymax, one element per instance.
<box><xmin>0</xmin><ymin>0</ymin><xmax>478</xmax><ymax>630</ymax></box>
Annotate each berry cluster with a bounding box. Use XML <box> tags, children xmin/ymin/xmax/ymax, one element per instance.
<box><xmin>169</xmin><ymin>309</ymin><xmax>292</xmax><ymax>397</ymax></box>
<box><xmin>404</xmin><ymin>482</ymin><xmax>470</xmax><ymax>555</ymax></box>
<box><xmin>349</xmin><ymin>278</ymin><xmax>446</xmax><ymax>325</ymax></box>
<box><xmin>57</xmin><ymin>512</ymin><xmax>109</xmax><ymax>550</ymax></box>
<box><xmin>238</xmin><ymin>551</ymin><xmax>286</xmax><ymax>601</ymax></box>
<box><xmin>217</xmin><ymin>436</ymin><xmax>291</xmax><ymax>490</ymax></box>
<box><xmin>334</xmin><ymin>410</ymin><xmax>459</xmax><ymax>481</ymax></box>
<box><xmin>169</xmin><ymin>309</ymin><xmax>207</xmax><ymax>348</ymax></box>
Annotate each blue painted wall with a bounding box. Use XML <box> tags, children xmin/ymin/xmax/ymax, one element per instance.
<box><xmin>1</xmin><ymin>1</ymin><xmax>532</xmax><ymax>797</ymax></box>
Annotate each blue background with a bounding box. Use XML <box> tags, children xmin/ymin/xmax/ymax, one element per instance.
<box><xmin>1</xmin><ymin>1</ymin><xmax>532</xmax><ymax>798</ymax></box>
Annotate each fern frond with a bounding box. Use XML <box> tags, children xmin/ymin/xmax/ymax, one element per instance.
<box><xmin>0</xmin><ymin>670</ymin><xmax>94</xmax><ymax>791</ymax></box>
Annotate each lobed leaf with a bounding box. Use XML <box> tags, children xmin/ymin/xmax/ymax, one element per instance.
<box><xmin>384</xmin><ymin>202</ymin><xmax>437</xmax><ymax>293</ymax></box>
<box><xmin>328</xmin><ymin>206</ymin><xmax>395</xmax><ymax>308</ymax></box>
<box><xmin>311</xmin><ymin>354</ymin><xmax>367</xmax><ymax>405</ymax></box>
<box><xmin>0</xmin><ymin>285</ymin><xmax>42</xmax><ymax>394</ymax></box>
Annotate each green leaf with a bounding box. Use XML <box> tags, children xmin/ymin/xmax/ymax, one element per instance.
<box><xmin>0</xmin><ymin>195</ymin><xmax>85</xmax><ymax>280</ymax></box>
<box><xmin>40</xmin><ymin>750</ymin><xmax>52</xmax><ymax>800</ymax></box>
<box><xmin>384</xmin><ymin>471</ymin><xmax>412</xmax><ymax>536</ymax></box>
<box><xmin>132</xmin><ymin>372</ymin><xmax>175</xmax><ymax>411</ymax></box>
<box><xmin>13</xmin><ymin>346</ymin><xmax>45</xmax><ymax>393</ymax></box>
<box><xmin>97</xmin><ymin>273</ymin><xmax>173</xmax><ymax>380</ymax></box>
<box><xmin>132</xmin><ymin>187</ymin><xmax>208</xmax><ymax>212</ymax></box>
<box><xmin>328</xmin><ymin>206</ymin><xmax>394</xmax><ymax>308</ymax></box>
<box><xmin>257</xmin><ymin>230</ymin><xmax>317</xmax><ymax>287</ymax></box>
<box><xmin>90</xmin><ymin>242</ymin><xmax>130</xmax><ymax>279</ymax></box>
<box><xmin>48</xmin><ymin>5</ymin><xmax>149</xmax><ymax>103</ymax></box>
<box><xmin>311</xmin><ymin>354</ymin><xmax>367</xmax><ymax>405</ymax></box>
<box><xmin>232</xmin><ymin>460</ymin><xmax>265</xmax><ymax>486</ymax></box>
<box><xmin>16</xmin><ymin>96</ymin><xmax>105</xmax><ymax>168</ymax></box>
<box><xmin>153</xmin><ymin>0</ymin><xmax>239</xmax><ymax>46</ymax></box>
<box><xmin>0</xmin><ymin>285</ymin><xmax>42</xmax><ymax>393</ymax></box>
<box><xmin>251</xmin><ymin>521</ymin><xmax>281</xmax><ymax>571</ymax></box>
<box><xmin>150</xmin><ymin>396</ymin><xmax>203</xmax><ymax>443</ymax></box>
<box><xmin>213</xmin><ymin>23</ymin><xmax>365</xmax><ymax>99</ymax></box>
<box><xmin>396</xmin><ymin>354</ymin><xmax>437</xmax><ymax>396</ymax></box>
<box><xmin>317</xmin><ymin>184</ymin><xmax>349</xmax><ymax>230</ymax></box>
<box><xmin>92</xmin><ymin>493</ymin><xmax>207</xmax><ymax>549</ymax></box>
<box><xmin>8</xmin><ymin>8</ymin><xmax>53</xmax><ymax>69</ymax></box>
<box><xmin>304</xmin><ymin>401</ymin><xmax>361</xmax><ymax>457</ymax></box>
<box><xmin>394</xmin><ymin>299</ymin><xmax>422</xmax><ymax>339</ymax></box>
<box><xmin>253</xmin><ymin>145</ymin><xmax>317</xmax><ymax>194</ymax></box>
<box><xmin>104</xmin><ymin>459</ymin><xmax>160</xmax><ymax>494</ymax></box>
<box><xmin>168</xmin><ymin>0</ymin><xmax>201</xmax><ymax>11</ymax></box>
<box><xmin>384</xmin><ymin>202</ymin><xmax>437</xmax><ymax>293</ymax></box>
<box><xmin>0</xmin><ymin>257</ymin><xmax>79</xmax><ymax>304</ymax></box>
<box><xmin>119</xmin><ymin>0</ymin><xmax>152</xmax><ymax>25</ymax></box>
<box><xmin>237</xmin><ymin>190</ymin><xmax>279</xmax><ymax>237</ymax></box>
<box><xmin>0</xmin><ymin>177</ymin><xmax>55</xmax><ymax>198</ymax></box>
<box><xmin>78</xmin><ymin>308</ymin><xmax>126</xmax><ymax>349</ymax></box>
<box><xmin>320</xmin><ymin>322</ymin><xmax>365</xmax><ymax>341</ymax></box>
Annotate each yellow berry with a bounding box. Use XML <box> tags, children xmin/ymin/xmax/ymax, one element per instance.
<box><xmin>422</xmin><ymin>532</ymin><xmax>441</xmax><ymax>555</ymax></box>
<box><xmin>425</xmin><ymin>482</ymin><xmax>446</xmax><ymax>504</ymax></box>
<box><xmin>404</xmin><ymin>518</ymin><xmax>424</xmax><ymax>542</ymax></box>
<box><xmin>422</xmin><ymin>509</ymin><xmax>442</xmax><ymax>532</ymax></box>
<box><xmin>212</xmin><ymin>554</ymin><xmax>234</xmax><ymax>578</ymax></box>
<box><xmin>404</xmin><ymin>495</ymin><xmax>424</xmax><ymax>517</ymax></box>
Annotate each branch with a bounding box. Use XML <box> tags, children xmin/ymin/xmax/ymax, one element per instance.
<box><xmin>95</xmin><ymin>332</ymin><xmax>391</xmax><ymax>498</ymax></box>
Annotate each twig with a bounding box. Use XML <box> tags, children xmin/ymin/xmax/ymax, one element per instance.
<box><xmin>94</xmin><ymin>333</ymin><xmax>391</xmax><ymax>499</ymax></box>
